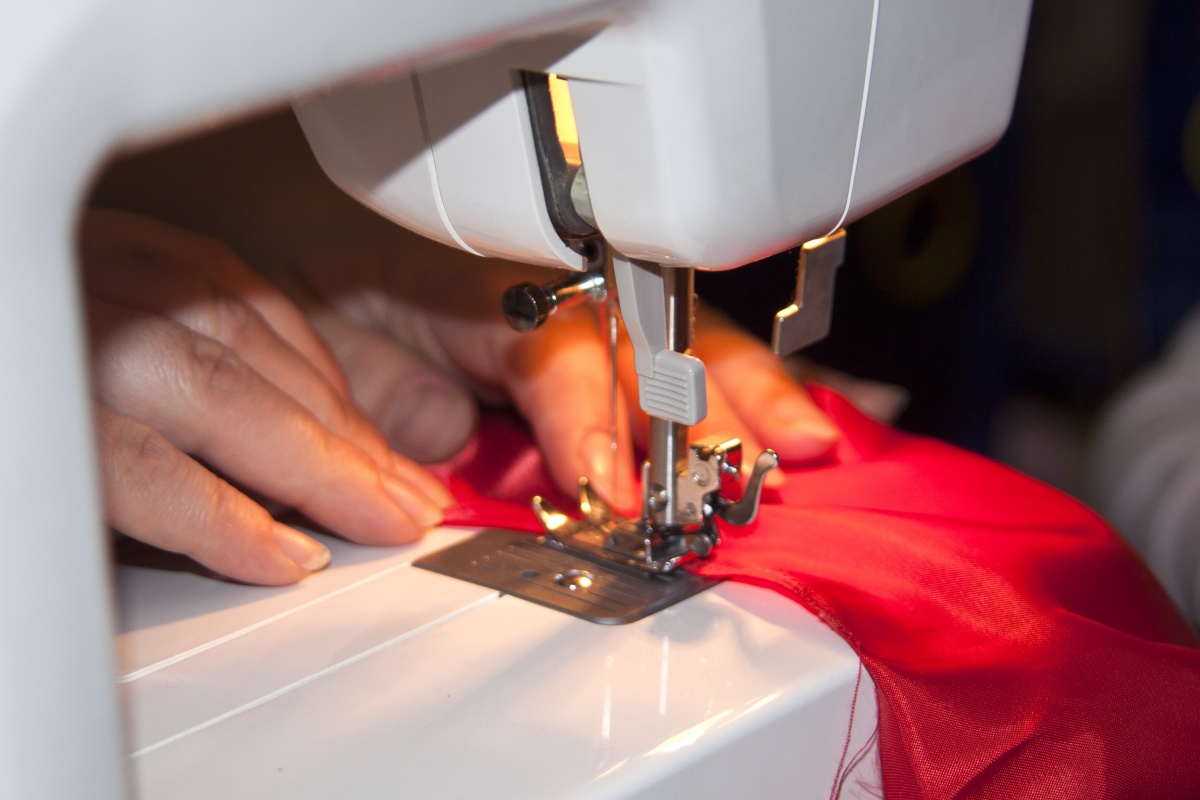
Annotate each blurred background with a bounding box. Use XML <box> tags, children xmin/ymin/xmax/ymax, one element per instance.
<box><xmin>699</xmin><ymin>0</ymin><xmax>1200</xmax><ymax>501</ymax></box>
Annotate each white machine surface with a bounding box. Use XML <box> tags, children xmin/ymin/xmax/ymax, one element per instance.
<box><xmin>0</xmin><ymin>0</ymin><xmax>1029</xmax><ymax>797</ymax></box>
<box><xmin>295</xmin><ymin>0</ymin><xmax>1031</xmax><ymax>272</ymax></box>
<box><xmin>117</xmin><ymin>527</ymin><xmax>878</xmax><ymax>799</ymax></box>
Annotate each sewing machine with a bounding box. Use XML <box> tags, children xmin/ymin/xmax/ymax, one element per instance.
<box><xmin>292</xmin><ymin>0</ymin><xmax>1032</xmax><ymax>613</ymax></box>
<box><xmin>0</xmin><ymin>0</ymin><xmax>1029</xmax><ymax>797</ymax></box>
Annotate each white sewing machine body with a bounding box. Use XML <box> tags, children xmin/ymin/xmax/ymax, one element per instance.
<box><xmin>294</xmin><ymin>0</ymin><xmax>1030</xmax><ymax>274</ymax></box>
<box><xmin>117</xmin><ymin>530</ymin><xmax>879</xmax><ymax>799</ymax></box>
<box><xmin>0</xmin><ymin>0</ymin><xmax>1029</xmax><ymax>797</ymax></box>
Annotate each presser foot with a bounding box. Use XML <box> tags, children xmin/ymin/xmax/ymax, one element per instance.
<box><xmin>532</xmin><ymin>478</ymin><xmax>717</xmax><ymax>576</ymax></box>
<box><xmin>535</xmin><ymin>436</ymin><xmax>780</xmax><ymax>576</ymax></box>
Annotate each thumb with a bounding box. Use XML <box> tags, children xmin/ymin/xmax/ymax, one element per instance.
<box><xmin>308</xmin><ymin>310</ymin><xmax>478</xmax><ymax>464</ymax></box>
<box><xmin>497</xmin><ymin>304</ymin><xmax>640</xmax><ymax>514</ymax></box>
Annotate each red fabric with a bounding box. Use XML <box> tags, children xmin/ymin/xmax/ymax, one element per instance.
<box><xmin>435</xmin><ymin>387</ymin><xmax>1200</xmax><ymax>799</ymax></box>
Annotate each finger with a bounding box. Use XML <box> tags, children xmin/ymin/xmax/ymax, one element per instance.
<box><xmin>200</xmin><ymin>255</ymin><xmax>354</xmax><ymax>399</ymax></box>
<box><xmin>287</xmin><ymin>247</ymin><xmax>514</xmax><ymax>407</ymax></box>
<box><xmin>88</xmin><ymin>298</ymin><xmax>443</xmax><ymax>544</ymax></box>
<box><xmin>94</xmin><ymin>403</ymin><xmax>326</xmax><ymax>585</ymax></box>
<box><xmin>309</xmin><ymin>309</ymin><xmax>474</xmax><ymax>476</ymax></box>
<box><xmin>168</xmin><ymin>290</ymin><xmax>423</xmax><ymax>490</ymax></box>
<box><xmin>786</xmin><ymin>356</ymin><xmax>910</xmax><ymax>424</ymax></box>
<box><xmin>280</xmin><ymin>244</ymin><xmax>636</xmax><ymax>505</ymax></box>
<box><xmin>612</xmin><ymin>330</ymin><xmax>651</xmax><ymax>452</ymax></box>
<box><xmin>81</xmin><ymin>212</ymin><xmax>423</xmax><ymax>492</ymax></box>
<box><xmin>81</xmin><ymin>208</ymin><xmax>352</xmax><ymax>398</ymax></box>
<box><xmin>693</xmin><ymin>306</ymin><xmax>839</xmax><ymax>462</ymax></box>
<box><xmin>498</xmin><ymin>304</ymin><xmax>639</xmax><ymax>513</ymax></box>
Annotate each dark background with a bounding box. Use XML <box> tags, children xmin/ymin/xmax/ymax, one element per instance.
<box><xmin>698</xmin><ymin>0</ymin><xmax>1200</xmax><ymax>498</ymax></box>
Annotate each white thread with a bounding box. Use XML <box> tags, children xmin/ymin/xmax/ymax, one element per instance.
<box><xmin>131</xmin><ymin>592</ymin><xmax>500</xmax><ymax>758</ymax></box>
<box><xmin>827</xmin><ymin>0</ymin><xmax>881</xmax><ymax>236</ymax></box>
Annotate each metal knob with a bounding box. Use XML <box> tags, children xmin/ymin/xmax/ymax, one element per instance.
<box><xmin>502</xmin><ymin>282</ymin><xmax>556</xmax><ymax>332</ymax></box>
<box><xmin>501</xmin><ymin>269</ymin><xmax>606</xmax><ymax>333</ymax></box>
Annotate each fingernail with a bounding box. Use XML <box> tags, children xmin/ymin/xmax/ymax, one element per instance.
<box><xmin>382</xmin><ymin>472</ymin><xmax>444</xmax><ymax>529</ymax></box>
<box><xmin>580</xmin><ymin>429</ymin><xmax>616</xmax><ymax>497</ymax></box>
<box><xmin>773</xmin><ymin>395</ymin><xmax>840</xmax><ymax>441</ymax></box>
<box><xmin>580</xmin><ymin>430</ymin><xmax>639</xmax><ymax>511</ymax></box>
<box><xmin>272</xmin><ymin>524</ymin><xmax>331</xmax><ymax>572</ymax></box>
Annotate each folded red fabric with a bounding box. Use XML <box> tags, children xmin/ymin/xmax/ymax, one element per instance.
<box><xmin>435</xmin><ymin>387</ymin><xmax>1200</xmax><ymax>799</ymax></box>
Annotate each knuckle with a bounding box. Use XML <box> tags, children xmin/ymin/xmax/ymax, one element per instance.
<box><xmin>192</xmin><ymin>480</ymin><xmax>261</xmax><ymax>549</ymax></box>
<box><xmin>209</xmin><ymin>292</ymin><xmax>268</xmax><ymax>351</ymax></box>
<box><xmin>107</xmin><ymin>419</ymin><xmax>184</xmax><ymax>492</ymax></box>
<box><xmin>189</xmin><ymin>335</ymin><xmax>251</xmax><ymax>400</ymax></box>
<box><xmin>331</xmin><ymin>395</ymin><xmax>369</xmax><ymax>440</ymax></box>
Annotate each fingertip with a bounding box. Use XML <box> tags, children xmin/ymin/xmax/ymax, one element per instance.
<box><xmin>766</xmin><ymin>392</ymin><xmax>841</xmax><ymax>460</ymax></box>
<box><xmin>270</xmin><ymin>523</ymin><xmax>332</xmax><ymax>573</ymax></box>
<box><xmin>579</xmin><ymin>429</ymin><xmax>615</xmax><ymax>494</ymax></box>
<box><xmin>610</xmin><ymin>473</ymin><xmax>641</xmax><ymax>517</ymax></box>
<box><xmin>336</xmin><ymin>501</ymin><xmax>428</xmax><ymax>548</ymax></box>
<box><xmin>281</xmin><ymin>445</ymin><xmax>437</xmax><ymax>549</ymax></box>
<box><xmin>764</xmin><ymin>467</ymin><xmax>787</xmax><ymax>490</ymax></box>
<box><xmin>381</xmin><ymin>472</ymin><xmax>445</xmax><ymax>530</ymax></box>
<box><xmin>577</xmin><ymin>429</ymin><xmax>640</xmax><ymax>515</ymax></box>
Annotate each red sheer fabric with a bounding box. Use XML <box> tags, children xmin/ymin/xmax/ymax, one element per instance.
<box><xmin>434</xmin><ymin>387</ymin><xmax>1200</xmax><ymax>799</ymax></box>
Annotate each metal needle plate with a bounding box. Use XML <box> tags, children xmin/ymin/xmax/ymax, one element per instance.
<box><xmin>414</xmin><ymin>529</ymin><xmax>717</xmax><ymax>625</ymax></box>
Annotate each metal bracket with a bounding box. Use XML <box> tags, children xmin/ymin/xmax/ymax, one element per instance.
<box><xmin>772</xmin><ymin>229</ymin><xmax>846</xmax><ymax>356</ymax></box>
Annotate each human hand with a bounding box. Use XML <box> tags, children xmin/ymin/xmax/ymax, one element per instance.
<box><xmin>271</xmin><ymin>235</ymin><xmax>857</xmax><ymax>514</ymax></box>
<box><xmin>82</xmin><ymin>210</ymin><xmax>452</xmax><ymax>585</ymax></box>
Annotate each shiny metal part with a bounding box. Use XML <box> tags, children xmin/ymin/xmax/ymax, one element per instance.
<box><xmin>772</xmin><ymin>229</ymin><xmax>846</xmax><ymax>356</ymax></box>
<box><xmin>501</xmin><ymin>238</ymin><xmax>777</xmax><ymax>580</ymax></box>
<box><xmin>490</xmin><ymin>104</ymin><xmax>778</xmax><ymax>606</ymax></box>
<box><xmin>502</xmin><ymin>260</ymin><xmax>606</xmax><ymax>332</ymax></box>
<box><xmin>414</xmin><ymin>528</ymin><xmax>715</xmax><ymax>625</ymax></box>
<box><xmin>709</xmin><ymin>447</ymin><xmax>780</xmax><ymax>526</ymax></box>
<box><xmin>481</xmin><ymin>250</ymin><xmax>779</xmax><ymax>615</ymax></box>
<box><xmin>645</xmin><ymin>266</ymin><xmax>700</xmax><ymax>529</ymax></box>
<box><xmin>535</xmin><ymin>478</ymin><xmax>711</xmax><ymax>576</ymax></box>
<box><xmin>532</xmin><ymin>435</ymin><xmax>777</xmax><ymax>576</ymax></box>
<box><xmin>453</xmin><ymin>250</ymin><xmax>779</xmax><ymax>619</ymax></box>
<box><xmin>569</xmin><ymin>166</ymin><xmax>597</xmax><ymax>228</ymax></box>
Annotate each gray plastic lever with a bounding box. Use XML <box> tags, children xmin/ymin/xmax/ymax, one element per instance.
<box><xmin>610</xmin><ymin>249</ymin><xmax>707</xmax><ymax>426</ymax></box>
